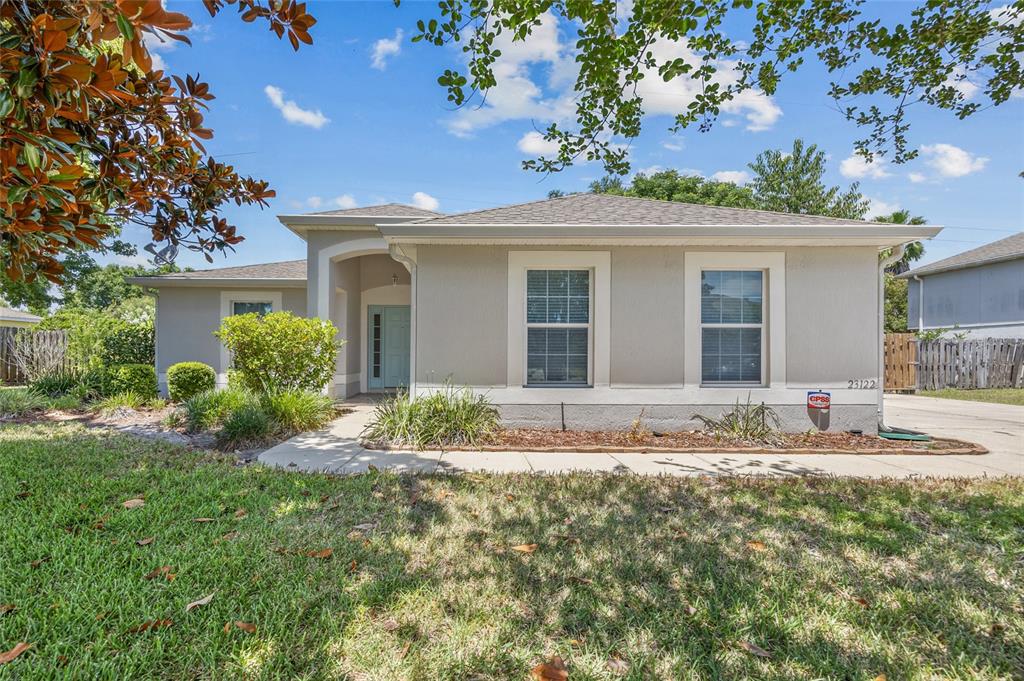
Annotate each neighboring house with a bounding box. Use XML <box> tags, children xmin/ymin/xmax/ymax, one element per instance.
<box><xmin>899</xmin><ymin>232</ymin><xmax>1024</xmax><ymax>339</ymax></box>
<box><xmin>0</xmin><ymin>306</ymin><xmax>42</xmax><ymax>329</ymax></box>
<box><xmin>130</xmin><ymin>194</ymin><xmax>939</xmax><ymax>433</ymax></box>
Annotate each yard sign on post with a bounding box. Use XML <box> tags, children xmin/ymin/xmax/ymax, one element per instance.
<box><xmin>806</xmin><ymin>390</ymin><xmax>831</xmax><ymax>412</ymax></box>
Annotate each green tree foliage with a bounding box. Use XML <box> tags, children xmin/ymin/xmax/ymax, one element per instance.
<box><xmin>589</xmin><ymin>170</ymin><xmax>756</xmax><ymax>207</ymax></box>
<box><xmin>884</xmin><ymin>274</ymin><xmax>910</xmax><ymax>333</ymax></box>
<box><xmin>409</xmin><ymin>1</ymin><xmax>1024</xmax><ymax>175</ymax></box>
<box><xmin>747</xmin><ymin>140</ymin><xmax>868</xmax><ymax>219</ymax></box>
<box><xmin>874</xmin><ymin>210</ymin><xmax>928</xmax><ymax>272</ymax></box>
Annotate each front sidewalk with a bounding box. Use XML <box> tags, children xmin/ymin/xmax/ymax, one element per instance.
<box><xmin>258</xmin><ymin>396</ymin><xmax>1023</xmax><ymax>478</ymax></box>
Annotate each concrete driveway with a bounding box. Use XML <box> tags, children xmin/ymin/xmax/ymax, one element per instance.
<box><xmin>884</xmin><ymin>394</ymin><xmax>1022</xmax><ymax>476</ymax></box>
<box><xmin>259</xmin><ymin>394</ymin><xmax>1021</xmax><ymax>478</ymax></box>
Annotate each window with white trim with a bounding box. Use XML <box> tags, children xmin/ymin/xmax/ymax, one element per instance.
<box><xmin>231</xmin><ymin>301</ymin><xmax>272</xmax><ymax>316</ymax></box>
<box><xmin>700</xmin><ymin>270</ymin><xmax>764</xmax><ymax>384</ymax></box>
<box><xmin>525</xmin><ymin>269</ymin><xmax>591</xmax><ymax>385</ymax></box>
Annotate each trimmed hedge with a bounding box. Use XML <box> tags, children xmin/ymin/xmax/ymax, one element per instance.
<box><xmin>167</xmin><ymin>362</ymin><xmax>216</xmax><ymax>402</ymax></box>
<box><xmin>103</xmin><ymin>364</ymin><xmax>158</xmax><ymax>398</ymax></box>
<box><xmin>100</xmin><ymin>321</ymin><xmax>155</xmax><ymax>366</ymax></box>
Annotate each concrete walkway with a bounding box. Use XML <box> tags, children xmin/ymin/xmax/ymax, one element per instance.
<box><xmin>258</xmin><ymin>395</ymin><xmax>1022</xmax><ymax>478</ymax></box>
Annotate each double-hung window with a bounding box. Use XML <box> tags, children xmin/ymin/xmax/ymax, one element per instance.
<box><xmin>526</xmin><ymin>269</ymin><xmax>591</xmax><ymax>386</ymax></box>
<box><xmin>700</xmin><ymin>270</ymin><xmax>764</xmax><ymax>384</ymax></box>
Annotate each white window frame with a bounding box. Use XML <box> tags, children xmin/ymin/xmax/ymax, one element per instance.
<box><xmin>524</xmin><ymin>268</ymin><xmax>594</xmax><ymax>387</ymax></box>
<box><xmin>218</xmin><ymin>290</ymin><xmax>282</xmax><ymax>375</ymax></box>
<box><xmin>684</xmin><ymin>252</ymin><xmax>785</xmax><ymax>388</ymax></box>
<box><xmin>698</xmin><ymin>269</ymin><xmax>766</xmax><ymax>386</ymax></box>
<box><xmin>508</xmin><ymin>251</ymin><xmax>610</xmax><ymax>388</ymax></box>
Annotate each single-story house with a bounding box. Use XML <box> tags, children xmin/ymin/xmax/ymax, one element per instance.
<box><xmin>899</xmin><ymin>231</ymin><xmax>1024</xmax><ymax>339</ymax></box>
<box><xmin>131</xmin><ymin>193</ymin><xmax>940</xmax><ymax>433</ymax></box>
<box><xmin>0</xmin><ymin>305</ymin><xmax>42</xmax><ymax>329</ymax></box>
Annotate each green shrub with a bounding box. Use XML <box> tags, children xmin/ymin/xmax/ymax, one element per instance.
<box><xmin>183</xmin><ymin>388</ymin><xmax>253</xmax><ymax>432</ymax></box>
<box><xmin>218</xmin><ymin>404</ymin><xmax>272</xmax><ymax>448</ymax></box>
<box><xmin>46</xmin><ymin>394</ymin><xmax>83</xmax><ymax>411</ymax></box>
<box><xmin>29</xmin><ymin>370</ymin><xmax>81</xmax><ymax>398</ymax></box>
<box><xmin>362</xmin><ymin>384</ymin><xmax>499</xmax><ymax>449</ymax></box>
<box><xmin>215</xmin><ymin>311</ymin><xmax>339</xmax><ymax>394</ymax></box>
<box><xmin>71</xmin><ymin>368</ymin><xmax>107</xmax><ymax>402</ymax></box>
<box><xmin>0</xmin><ymin>388</ymin><xmax>48</xmax><ymax>418</ymax></box>
<box><xmin>167</xmin><ymin>362</ymin><xmax>216</xmax><ymax>402</ymax></box>
<box><xmin>103</xmin><ymin>364</ymin><xmax>157</xmax><ymax>398</ymax></box>
<box><xmin>262</xmin><ymin>390</ymin><xmax>336</xmax><ymax>433</ymax></box>
<box><xmin>94</xmin><ymin>391</ymin><xmax>144</xmax><ymax>414</ymax></box>
<box><xmin>100</xmin><ymin>321</ymin><xmax>155</xmax><ymax>365</ymax></box>
<box><xmin>38</xmin><ymin>307</ymin><xmax>112</xmax><ymax>369</ymax></box>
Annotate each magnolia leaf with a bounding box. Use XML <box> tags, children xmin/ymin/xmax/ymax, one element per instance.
<box><xmin>224</xmin><ymin>620</ymin><xmax>256</xmax><ymax>634</ymax></box>
<box><xmin>122</xmin><ymin>498</ymin><xmax>145</xmax><ymax>509</ymax></box>
<box><xmin>128</xmin><ymin>619</ymin><xmax>173</xmax><ymax>633</ymax></box>
<box><xmin>738</xmin><ymin>640</ymin><xmax>772</xmax><ymax>658</ymax></box>
<box><xmin>745</xmin><ymin>540</ymin><xmax>767</xmax><ymax>552</ymax></box>
<box><xmin>0</xmin><ymin>605</ymin><xmax>16</xmax><ymax>616</ymax></box>
<box><xmin>193</xmin><ymin>517</ymin><xmax>215</xmax><ymax>523</ymax></box>
<box><xmin>233</xmin><ymin>508</ymin><xmax>247</xmax><ymax>519</ymax></box>
<box><xmin>136</xmin><ymin>537</ymin><xmax>155</xmax><ymax>546</ymax></box>
<box><xmin>304</xmin><ymin>548</ymin><xmax>333</xmax><ymax>559</ymax></box>
<box><xmin>512</xmin><ymin>544</ymin><xmax>538</xmax><ymax>554</ymax></box>
<box><xmin>143</xmin><ymin>566</ymin><xmax>172</xmax><ymax>580</ymax></box>
<box><xmin>0</xmin><ymin>642</ymin><xmax>32</xmax><ymax>665</ymax></box>
<box><xmin>530</xmin><ymin>655</ymin><xmax>569</xmax><ymax>680</ymax></box>
<box><xmin>185</xmin><ymin>592</ymin><xmax>215</xmax><ymax>612</ymax></box>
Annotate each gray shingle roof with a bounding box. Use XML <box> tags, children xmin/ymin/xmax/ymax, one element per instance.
<box><xmin>411</xmin><ymin>192</ymin><xmax>882</xmax><ymax>227</ymax></box>
<box><xmin>0</xmin><ymin>306</ymin><xmax>42</xmax><ymax>323</ymax></box>
<box><xmin>900</xmin><ymin>232</ymin><xmax>1024</xmax><ymax>278</ymax></box>
<box><xmin>134</xmin><ymin>259</ymin><xmax>305</xmax><ymax>282</ymax></box>
<box><xmin>307</xmin><ymin>203</ymin><xmax>441</xmax><ymax>218</ymax></box>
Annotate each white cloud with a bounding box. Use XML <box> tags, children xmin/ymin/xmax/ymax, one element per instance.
<box><xmin>263</xmin><ymin>85</ymin><xmax>330</xmax><ymax>129</ymax></box>
<box><xmin>411</xmin><ymin>191</ymin><xmax>439</xmax><ymax>211</ymax></box>
<box><xmin>333</xmin><ymin>194</ymin><xmax>357</xmax><ymax>209</ymax></box>
<box><xmin>371</xmin><ymin>29</ymin><xmax>403</xmax><ymax>70</ymax></box>
<box><xmin>867</xmin><ymin>197</ymin><xmax>899</xmax><ymax>217</ymax></box>
<box><xmin>711</xmin><ymin>170</ymin><xmax>751</xmax><ymax>185</ymax></box>
<box><xmin>920</xmin><ymin>143</ymin><xmax>988</xmax><ymax>177</ymax></box>
<box><xmin>943</xmin><ymin>66</ymin><xmax>980</xmax><ymax>100</ymax></box>
<box><xmin>908</xmin><ymin>172</ymin><xmax>927</xmax><ymax>184</ymax></box>
<box><xmin>839</xmin><ymin>152</ymin><xmax>891</xmax><ymax>179</ymax></box>
<box><xmin>517</xmin><ymin>131</ymin><xmax>560</xmax><ymax>155</ymax></box>
<box><xmin>634</xmin><ymin>165</ymin><xmax>664</xmax><ymax>177</ymax></box>
<box><xmin>306</xmin><ymin>196</ymin><xmax>323</xmax><ymax>209</ymax></box>
<box><xmin>661</xmin><ymin>140</ymin><xmax>684</xmax><ymax>151</ymax></box>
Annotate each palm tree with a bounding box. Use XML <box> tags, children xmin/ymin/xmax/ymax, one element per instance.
<box><xmin>873</xmin><ymin>210</ymin><xmax>926</xmax><ymax>273</ymax></box>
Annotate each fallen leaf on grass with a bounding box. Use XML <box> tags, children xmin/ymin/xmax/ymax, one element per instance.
<box><xmin>512</xmin><ymin>544</ymin><xmax>538</xmax><ymax>554</ymax></box>
<box><xmin>193</xmin><ymin>517</ymin><xmax>215</xmax><ymax>523</ymax></box>
<box><xmin>530</xmin><ymin>655</ymin><xmax>569</xmax><ymax>680</ymax></box>
<box><xmin>29</xmin><ymin>557</ymin><xmax>49</xmax><ymax>569</ymax></box>
<box><xmin>233</xmin><ymin>508</ymin><xmax>247</xmax><ymax>519</ymax></box>
<box><xmin>352</xmin><ymin>522</ymin><xmax>377</xmax><ymax>532</ymax></box>
<box><xmin>136</xmin><ymin>537</ymin><xmax>155</xmax><ymax>546</ymax></box>
<box><xmin>569</xmin><ymin>576</ymin><xmax>593</xmax><ymax>585</ymax></box>
<box><xmin>745</xmin><ymin>540</ymin><xmax>767</xmax><ymax>552</ymax></box>
<box><xmin>223</xmin><ymin>621</ymin><xmax>256</xmax><ymax>634</ymax></box>
<box><xmin>683</xmin><ymin>602</ymin><xmax>697</xmax><ymax>616</ymax></box>
<box><xmin>215</xmin><ymin>531</ymin><xmax>238</xmax><ymax>544</ymax></box>
<box><xmin>873</xmin><ymin>675</ymin><xmax>887</xmax><ymax>681</ymax></box>
<box><xmin>0</xmin><ymin>642</ymin><xmax>32</xmax><ymax>665</ymax></box>
<box><xmin>185</xmin><ymin>593</ymin><xmax>215</xmax><ymax>612</ymax></box>
<box><xmin>398</xmin><ymin>641</ymin><xmax>411</xmax><ymax>659</ymax></box>
<box><xmin>304</xmin><ymin>548</ymin><xmax>333</xmax><ymax>560</ymax></box>
<box><xmin>127</xmin><ymin>619</ymin><xmax>173</xmax><ymax>633</ymax></box>
<box><xmin>381</xmin><ymin>617</ymin><xmax>400</xmax><ymax>632</ymax></box>
<box><xmin>14</xmin><ymin>491</ymin><xmax>30</xmax><ymax>499</ymax></box>
<box><xmin>738</xmin><ymin>640</ymin><xmax>772</xmax><ymax>658</ymax></box>
<box><xmin>143</xmin><ymin>566</ymin><xmax>173</xmax><ymax>581</ymax></box>
<box><xmin>606</xmin><ymin>656</ymin><xmax>630</xmax><ymax>674</ymax></box>
<box><xmin>505</xmin><ymin>493</ymin><xmax>516</xmax><ymax>501</ymax></box>
<box><xmin>851</xmin><ymin>596</ymin><xmax>870</xmax><ymax>608</ymax></box>
<box><xmin>122</xmin><ymin>498</ymin><xmax>145</xmax><ymax>509</ymax></box>
<box><xmin>0</xmin><ymin>605</ymin><xmax>15</xmax><ymax>616</ymax></box>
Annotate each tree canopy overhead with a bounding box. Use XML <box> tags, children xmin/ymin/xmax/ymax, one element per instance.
<box><xmin>1</xmin><ymin>0</ymin><xmax>315</xmax><ymax>284</ymax></box>
<box><xmin>408</xmin><ymin>0</ymin><xmax>1024</xmax><ymax>176</ymax></box>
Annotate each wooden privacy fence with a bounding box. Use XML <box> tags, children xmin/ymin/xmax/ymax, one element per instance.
<box><xmin>884</xmin><ymin>333</ymin><xmax>918</xmax><ymax>392</ymax></box>
<box><xmin>0</xmin><ymin>327</ymin><xmax>72</xmax><ymax>385</ymax></box>
<box><xmin>916</xmin><ymin>338</ymin><xmax>1024</xmax><ymax>390</ymax></box>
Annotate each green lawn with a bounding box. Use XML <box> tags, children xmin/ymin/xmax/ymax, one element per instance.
<box><xmin>1</xmin><ymin>423</ymin><xmax>1022</xmax><ymax>679</ymax></box>
<box><xmin>919</xmin><ymin>388</ymin><xmax>1024</xmax><ymax>406</ymax></box>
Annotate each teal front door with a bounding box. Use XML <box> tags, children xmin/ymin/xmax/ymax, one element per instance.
<box><xmin>368</xmin><ymin>305</ymin><xmax>410</xmax><ymax>390</ymax></box>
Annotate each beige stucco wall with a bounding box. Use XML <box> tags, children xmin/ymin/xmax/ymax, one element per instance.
<box><xmin>414</xmin><ymin>245</ymin><xmax>880</xmax><ymax>389</ymax></box>
<box><xmin>155</xmin><ymin>287</ymin><xmax>306</xmax><ymax>381</ymax></box>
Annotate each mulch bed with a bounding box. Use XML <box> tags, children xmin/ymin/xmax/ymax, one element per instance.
<box><xmin>366</xmin><ymin>429</ymin><xmax>986</xmax><ymax>455</ymax></box>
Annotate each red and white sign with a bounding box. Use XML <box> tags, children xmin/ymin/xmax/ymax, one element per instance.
<box><xmin>807</xmin><ymin>391</ymin><xmax>831</xmax><ymax>410</ymax></box>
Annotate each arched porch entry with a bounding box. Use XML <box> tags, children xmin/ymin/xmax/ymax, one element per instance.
<box><xmin>312</xmin><ymin>237</ymin><xmax>415</xmax><ymax>397</ymax></box>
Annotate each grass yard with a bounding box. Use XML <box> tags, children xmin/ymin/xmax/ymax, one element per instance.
<box><xmin>919</xmin><ymin>388</ymin><xmax>1024</xmax><ymax>406</ymax></box>
<box><xmin>1</xmin><ymin>424</ymin><xmax>1022</xmax><ymax>679</ymax></box>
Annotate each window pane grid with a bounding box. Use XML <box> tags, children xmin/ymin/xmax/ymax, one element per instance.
<box><xmin>700</xmin><ymin>270</ymin><xmax>764</xmax><ymax>385</ymax></box>
<box><xmin>526</xmin><ymin>269</ymin><xmax>591</xmax><ymax>386</ymax></box>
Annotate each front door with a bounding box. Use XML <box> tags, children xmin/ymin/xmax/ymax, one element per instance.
<box><xmin>368</xmin><ymin>305</ymin><xmax>410</xmax><ymax>390</ymax></box>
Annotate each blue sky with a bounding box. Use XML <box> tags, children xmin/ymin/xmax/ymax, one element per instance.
<box><xmin>128</xmin><ymin>1</ymin><xmax>1024</xmax><ymax>271</ymax></box>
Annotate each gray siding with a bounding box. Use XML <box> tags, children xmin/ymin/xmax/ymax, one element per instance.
<box><xmin>908</xmin><ymin>259</ymin><xmax>1024</xmax><ymax>337</ymax></box>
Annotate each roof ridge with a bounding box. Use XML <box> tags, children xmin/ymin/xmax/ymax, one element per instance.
<box><xmin>409</xmin><ymin>192</ymin><xmax>584</xmax><ymax>224</ymax></box>
<box><xmin>903</xmin><ymin>231</ymin><xmax>1024</xmax><ymax>276</ymax></box>
<box><xmin>305</xmin><ymin>202</ymin><xmax>441</xmax><ymax>216</ymax></box>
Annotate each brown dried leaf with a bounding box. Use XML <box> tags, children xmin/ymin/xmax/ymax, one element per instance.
<box><xmin>226</xmin><ymin>620</ymin><xmax>255</xmax><ymax>634</ymax></box>
<box><xmin>15</xmin><ymin>491</ymin><xmax>31</xmax><ymax>499</ymax></box>
<box><xmin>0</xmin><ymin>642</ymin><xmax>32</xmax><ymax>665</ymax></box>
<box><xmin>193</xmin><ymin>517</ymin><xmax>215</xmax><ymax>523</ymax></box>
<box><xmin>122</xmin><ymin>498</ymin><xmax>145</xmax><ymax>509</ymax></box>
<box><xmin>233</xmin><ymin>508</ymin><xmax>247</xmax><ymax>519</ymax></box>
<box><xmin>215</xmin><ymin>531</ymin><xmax>238</xmax><ymax>544</ymax></box>
<box><xmin>381</xmin><ymin>617</ymin><xmax>400</xmax><ymax>632</ymax></box>
<box><xmin>30</xmin><ymin>557</ymin><xmax>50</xmax><ymax>569</ymax></box>
<box><xmin>185</xmin><ymin>592</ymin><xmax>215</xmax><ymax>612</ymax></box>
<box><xmin>304</xmin><ymin>548</ymin><xmax>333</xmax><ymax>560</ymax></box>
<box><xmin>738</xmin><ymin>640</ymin><xmax>772</xmax><ymax>658</ymax></box>
<box><xmin>606</xmin><ymin>656</ymin><xmax>630</xmax><ymax>674</ymax></box>
<box><xmin>569</xmin><ymin>576</ymin><xmax>593</xmax><ymax>585</ymax></box>
<box><xmin>128</xmin><ymin>619</ymin><xmax>173</xmax><ymax>634</ymax></box>
<box><xmin>143</xmin><ymin>566</ymin><xmax>172</xmax><ymax>580</ymax></box>
<box><xmin>136</xmin><ymin>537</ymin><xmax>155</xmax><ymax>546</ymax></box>
<box><xmin>0</xmin><ymin>605</ymin><xmax>15</xmax><ymax>616</ymax></box>
<box><xmin>512</xmin><ymin>544</ymin><xmax>539</xmax><ymax>554</ymax></box>
<box><xmin>873</xmin><ymin>675</ymin><xmax>887</xmax><ymax>681</ymax></box>
<box><xmin>851</xmin><ymin>596</ymin><xmax>869</xmax><ymax>608</ymax></box>
<box><xmin>745</xmin><ymin>540</ymin><xmax>767</xmax><ymax>552</ymax></box>
<box><xmin>397</xmin><ymin>641</ymin><xmax>411</xmax><ymax>659</ymax></box>
<box><xmin>531</xmin><ymin>655</ymin><xmax>569</xmax><ymax>680</ymax></box>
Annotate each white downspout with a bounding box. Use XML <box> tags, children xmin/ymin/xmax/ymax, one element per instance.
<box><xmin>878</xmin><ymin>244</ymin><xmax>907</xmax><ymax>428</ymax></box>
<box><xmin>913</xmin><ymin>274</ymin><xmax>924</xmax><ymax>332</ymax></box>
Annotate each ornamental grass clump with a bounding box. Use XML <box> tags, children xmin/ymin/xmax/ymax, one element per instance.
<box><xmin>693</xmin><ymin>396</ymin><xmax>783</xmax><ymax>446</ymax></box>
<box><xmin>363</xmin><ymin>384</ymin><xmax>499</xmax><ymax>449</ymax></box>
<box><xmin>261</xmin><ymin>390</ymin><xmax>336</xmax><ymax>433</ymax></box>
<box><xmin>183</xmin><ymin>388</ymin><xmax>255</xmax><ymax>432</ymax></box>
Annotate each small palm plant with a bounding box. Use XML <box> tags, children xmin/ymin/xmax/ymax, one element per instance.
<box><xmin>693</xmin><ymin>395</ymin><xmax>783</xmax><ymax>446</ymax></box>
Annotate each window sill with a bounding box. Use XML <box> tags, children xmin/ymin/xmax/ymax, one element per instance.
<box><xmin>524</xmin><ymin>384</ymin><xmax>593</xmax><ymax>389</ymax></box>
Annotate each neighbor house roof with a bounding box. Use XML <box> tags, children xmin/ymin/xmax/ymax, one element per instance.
<box><xmin>898</xmin><ymin>231</ymin><xmax>1024</xmax><ymax>278</ymax></box>
<box><xmin>305</xmin><ymin>203</ymin><xmax>442</xmax><ymax>219</ymax></box>
<box><xmin>127</xmin><ymin>260</ymin><xmax>306</xmax><ymax>288</ymax></box>
<box><xmin>0</xmin><ymin>306</ymin><xmax>42</xmax><ymax>324</ymax></box>
<box><xmin>277</xmin><ymin>202</ymin><xmax>443</xmax><ymax>237</ymax></box>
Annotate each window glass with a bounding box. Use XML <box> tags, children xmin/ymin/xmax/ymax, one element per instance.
<box><xmin>232</xmin><ymin>301</ymin><xmax>272</xmax><ymax>316</ymax></box>
<box><xmin>526</xmin><ymin>269</ymin><xmax>591</xmax><ymax>385</ymax></box>
<box><xmin>700</xmin><ymin>270</ymin><xmax>764</xmax><ymax>384</ymax></box>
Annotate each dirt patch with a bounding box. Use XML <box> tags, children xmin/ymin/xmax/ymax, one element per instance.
<box><xmin>366</xmin><ymin>428</ymin><xmax>986</xmax><ymax>455</ymax></box>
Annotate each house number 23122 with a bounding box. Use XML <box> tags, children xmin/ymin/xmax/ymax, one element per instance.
<box><xmin>847</xmin><ymin>379</ymin><xmax>877</xmax><ymax>389</ymax></box>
